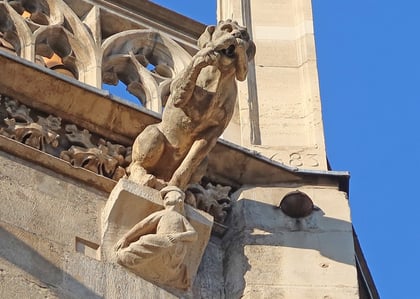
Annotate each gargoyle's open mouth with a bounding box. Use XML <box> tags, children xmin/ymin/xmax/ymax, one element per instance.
<box><xmin>221</xmin><ymin>45</ymin><xmax>236</xmax><ymax>58</ymax></box>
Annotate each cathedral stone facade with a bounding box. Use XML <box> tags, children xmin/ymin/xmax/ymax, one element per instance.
<box><xmin>0</xmin><ymin>0</ymin><xmax>378</xmax><ymax>298</ymax></box>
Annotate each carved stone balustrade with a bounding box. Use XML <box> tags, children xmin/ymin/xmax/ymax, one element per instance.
<box><xmin>0</xmin><ymin>0</ymin><xmax>205</xmax><ymax>113</ymax></box>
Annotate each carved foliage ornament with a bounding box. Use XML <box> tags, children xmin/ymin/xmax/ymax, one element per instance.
<box><xmin>186</xmin><ymin>183</ymin><xmax>232</xmax><ymax>225</ymax></box>
<box><xmin>0</xmin><ymin>94</ymin><xmax>130</xmax><ymax>180</ymax></box>
<box><xmin>60</xmin><ymin>125</ymin><xmax>129</xmax><ymax>180</ymax></box>
<box><xmin>0</xmin><ymin>98</ymin><xmax>60</xmax><ymax>151</ymax></box>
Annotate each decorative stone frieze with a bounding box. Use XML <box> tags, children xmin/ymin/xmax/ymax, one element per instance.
<box><xmin>61</xmin><ymin>125</ymin><xmax>130</xmax><ymax>180</ymax></box>
<box><xmin>0</xmin><ymin>94</ymin><xmax>130</xmax><ymax>180</ymax></box>
<box><xmin>0</xmin><ymin>97</ymin><xmax>61</xmax><ymax>152</ymax></box>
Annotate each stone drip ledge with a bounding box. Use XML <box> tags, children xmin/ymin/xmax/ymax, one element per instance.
<box><xmin>0</xmin><ymin>135</ymin><xmax>116</xmax><ymax>193</ymax></box>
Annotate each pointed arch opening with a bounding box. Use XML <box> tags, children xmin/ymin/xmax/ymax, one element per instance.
<box><xmin>101</xmin><ymin>30</ymin><xmax>192</xmax><ymax>112</ymax></box>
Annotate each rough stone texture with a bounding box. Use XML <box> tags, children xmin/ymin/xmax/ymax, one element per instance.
<box><xmin>223</xmin><ymin>186</ymin><xmax>359</xmax><ymax>299</ymax></box>
<box><xmin>0</xmin><ymin>129</ymin><xmax>359</xmax><ymax>298</ymax></box>
<box><xmin>241</xmin><ymin>286</ymin><xmax>359</xmax><ymax>299</ymax></box>
<box><xmin>0</xmin><ymin>149</ymin><xmax>223</xmax><ymax>298</ymax></box>
<box><xmin>0</xmin><ymin>151</ymin><xmax>106</xmax><ymax>250</ymax></box>
<box><xmin>192</xmin><ymin>237</ymin><xmax>225</xmax><ymax>298</ymax></box>
<box><xmin>0</xmin><ymin>221</ymin><xmax>179</xmax><ymax>299</ymax></box>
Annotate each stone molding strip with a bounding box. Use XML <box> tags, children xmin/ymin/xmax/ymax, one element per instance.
<box><xmin>95</xmin><ymin>0</ymin><xmax>206</xmax><ymax>49</ymax></box>
<box><xmin>0</xmin><ymin>135</ymin><xmax>116</xmax><ymax>192</ymax></box>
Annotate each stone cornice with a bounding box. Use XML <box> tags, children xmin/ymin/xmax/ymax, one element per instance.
<box><xmin>0</xmin><ymin>51</ymin><xmax>349</xmax><ymax>192</ymax></box>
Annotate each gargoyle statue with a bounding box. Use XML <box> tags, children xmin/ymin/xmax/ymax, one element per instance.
<box><xmin>128</xmin><ymin>20</ymin><xmax>256</xmax><ymax>190</ymax></box>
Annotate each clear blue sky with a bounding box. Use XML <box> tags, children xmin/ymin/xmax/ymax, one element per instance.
<box><xmin>117</xmin><ymin>1</ymin><xmax>419</xmax><ymax>297</ymax></box>
<box><xmin>313</xmin><ymin>2</ymin><xmax>420</xmax><ymax>298</ymax></box>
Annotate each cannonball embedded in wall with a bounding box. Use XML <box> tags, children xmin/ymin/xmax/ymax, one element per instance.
<box><xmin>280</xmin><ymin>191</ymin><xmax>314</xmax><ymax>218</ymax></box>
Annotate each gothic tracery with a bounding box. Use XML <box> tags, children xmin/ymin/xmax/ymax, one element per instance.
<box><xmin>0</xmin><ymin>0</ymin><xmax>193</xmax><ymax>112</ymax></box>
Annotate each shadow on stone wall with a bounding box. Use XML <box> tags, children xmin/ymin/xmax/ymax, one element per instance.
<box><xmin>233</xmin><ymin>198</ymin><xmax>354</xmax><ymax>263</ymax></box>
<box><xmin>223</xmin><ymin>198</ymin><xmax>355</xmax><ymax>298</ymax></box>
<box><xmin>0</xmin><ymin>227</ymin><xmax>102</xmax><ymax>299</ymax></box>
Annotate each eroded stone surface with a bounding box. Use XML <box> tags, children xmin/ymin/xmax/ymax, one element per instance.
<box><xmin>186</xmin><ymin>183</ymin><xmax>232</xmax><ymax>225</ymax></box>
<box><xmin>101</xmin><ymin>179</ymin><xmax>213</xmax><ymax>290</ymax></box>
<box><xmin>0</xmin><ymin>221</ymin><xmax>179</xmax><ymax>299</ymax></box>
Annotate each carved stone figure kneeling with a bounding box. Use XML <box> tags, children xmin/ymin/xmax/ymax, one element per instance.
<box><xmin>114</xmin><ymin>186</ymin><xmax>197</xmax><ymax>289</ymax></box>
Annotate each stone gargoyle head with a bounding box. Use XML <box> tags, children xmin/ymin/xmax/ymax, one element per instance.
<box><xmin>197</xmin><ymin>19</ymin><xmax>256</xmax><ymax>81</ymax></box>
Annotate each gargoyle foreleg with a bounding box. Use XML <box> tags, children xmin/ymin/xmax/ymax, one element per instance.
<box><xmin>171</xmin><ymin>47</ymin><xmax>220</xmax><ymax>108</ymax></box>
<box><xmin>168</xmin><ymin>137</ymin><xmax>218</xmax><ymax>190</ymax></box>
<box><xmin>129</xmin><ymin>125</ymin><xmax>166</xmax><ymax>188</ymax></box>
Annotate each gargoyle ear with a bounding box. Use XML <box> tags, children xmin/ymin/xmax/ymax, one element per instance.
<box><xmin>246</xmin><ymin>40</ymin><xmax>256</xmax><ymax>61</ymax></box>
<box><xmin>197</xmin><ymin>25</ymin><xmax>216</xmax><ymax>49</ymax></box>
<box><xmin>235</xmin><ymin>40</ymin><xmax>256</xmax><ymax>81</ymax></box>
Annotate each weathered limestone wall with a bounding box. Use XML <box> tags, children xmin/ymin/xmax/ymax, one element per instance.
<box><xmin>0</xmin><ymin>149</ymin><xmax>356</xmax><ymax>299</ymax></box>
<box><xmin>0</xmin><ymin>150</ymin><xmax>227</xmax><ymax>298</ymax></box>
<box><xmin>0</xmin><ymin>150</ymin><xmax>105</xmax><ymax>298</ymax></box>
<box><xmin>218</xmin><ymin>0</ymin><xmax>327</xmax><ymax>170</ymax></box>
<box><xmin>0</xmin><ymin>151</ymin><xmax>106</xmax><ymax>255</ymax></box>
<box><xmin>223</xmin><ymin>186</ymin><xmax>359</xmax><ymax>298</ymax></box>
<box><xmin>0</xmin><ymin>222</ymin><xmax>178</xmax><ymax>299</ymax></box>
